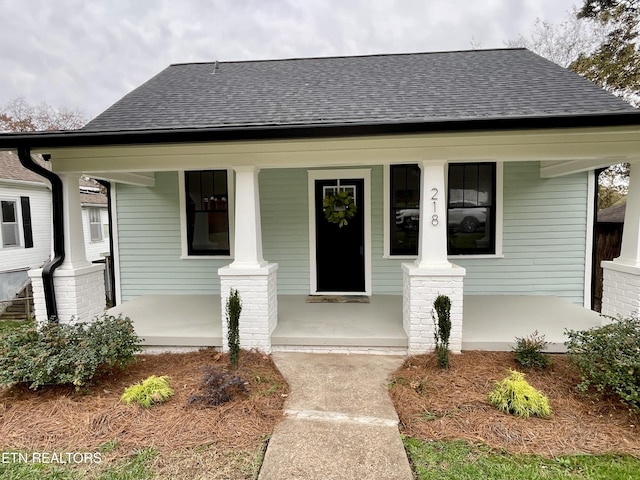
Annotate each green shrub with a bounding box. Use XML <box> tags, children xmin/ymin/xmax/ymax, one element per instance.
<box><xmin>0</xmin><ymin>314</ymin><xmax>142</xmax><ymax>389</ymax></box>
<box><xmin>512</xmin><ymin>330</ymin><xmax>551</xmax><ymax>369</ymax></box>
<box><xmin>488</xmin><ymin>370</ymin><xmax>552</xmax><ymax>418</ymax></box>
<box><xmin>227</xmin><ymin>289</ymin><xmax>242</xmax><ymax>370</ymax></box>
<box><xmin>121</xmin><ymin>375</ymin><xmax>173</xmax><ymax>407</ymax></box>
<box><xmin>565</xmin><ymin>314</ymin><xmax>640</xmax><ymax>410</ymax></box>
<box><xmin>432</xmin><ymin>294</ymin><xmax>452</xmax><ymax>369</ymax></box>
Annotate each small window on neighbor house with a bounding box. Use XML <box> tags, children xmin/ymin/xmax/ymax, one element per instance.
<box><xmin>185</xmin><ymin>170</ymin><xmax>230</xmax><ymax>256</ymax></box>
<box><xmin>89</xmin><ymin>208</ymin><xmax>103</xmax><ymax>242</ymax></box>
<box><xmin>1</xmin><ymin>200</ymin><xmax>20</xmax><ymax>247</ymax></box>
<box><xmin>389</xmin><ymin>163</ymin><xmax>496</xmax><ymax>256</ymax></box>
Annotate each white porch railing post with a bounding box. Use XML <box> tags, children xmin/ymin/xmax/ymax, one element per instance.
<box><xmin>29</xmin><ymin>173</ymin><xmax>105</xmax><ymax>324</ymax></box>
<box><xmin>402</xmin><ymin>160</ymin><xmax>466</xmax><ymax>354</ymax></box>
<box><xmin>219</xmin><ymin>165</ymin><xmax>278</xmax><ymax>353</ymax></box>
<box><xmin>602</xmin><ymin>162</ymin><xmax>640</xmax><ymax>318</ymax></box>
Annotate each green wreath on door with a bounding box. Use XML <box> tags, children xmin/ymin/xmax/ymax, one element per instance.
<box><xmin>323</xmin><ymin>191</ymin><xmax>357</xmax><ymax>228</ymax></box>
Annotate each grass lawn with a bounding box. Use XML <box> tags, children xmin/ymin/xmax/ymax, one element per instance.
<box><xmin>0</xmin><ymin>442</ymin><xmax>267</xmax><ymax>479</ymax></box>
<box><xmin>404</xmin><ymin>438</ymin><xmax>640</xmax><ymax>480</ymax></box>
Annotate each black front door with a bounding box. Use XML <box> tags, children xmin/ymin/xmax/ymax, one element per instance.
<box><xmin>315</xmin><ymin>178</ymin><xmax>365</xmax><ymax>292</ymax></box>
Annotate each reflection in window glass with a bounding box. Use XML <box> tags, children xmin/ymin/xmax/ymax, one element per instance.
<box><xmin>390</xmin><ymin>165</ymin><xmax>421</xmax><ymax>255</ymax></box>
<box><xmin>447</xmin><ymin>163</ymin><xmax>495</xmax><ymax>255</ymax></box>
<box><xmin>185</xmin><ymin>171</ymin><xmax>230</xmax><ymax>255</ymax></box>
<box><xmin>388</xmin><ymin>163</ymin><xmax>496</xmax><ymax>256</ymax></box>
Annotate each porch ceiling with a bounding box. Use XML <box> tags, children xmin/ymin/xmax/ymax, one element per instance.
<box><xmin>34</xmin><ymin>124</ymin><xmax>640</xmax><ymax>176</ymax></box>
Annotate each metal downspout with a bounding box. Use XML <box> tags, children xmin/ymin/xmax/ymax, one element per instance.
<box><xmin>17</xmin><ymin>147</ymin><xmax>64</xmax><ymax>321</ymax></box>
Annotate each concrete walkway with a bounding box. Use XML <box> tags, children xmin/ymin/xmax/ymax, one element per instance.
<box><xmin>258</xmin><ymin>353</ymin><xmax>413</xmax><ymax>480</ymax></box>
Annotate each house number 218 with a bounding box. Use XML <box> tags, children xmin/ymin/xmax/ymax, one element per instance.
<box><xmin>431</xmin><ymin>188</ymin><xmax>439</xmax><ymax>226</ymax></box>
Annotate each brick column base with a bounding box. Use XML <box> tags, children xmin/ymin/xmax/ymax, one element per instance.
<box><xmin>218</xmin><ymin>263</ymin><xmax>278</xmax><ymax>353</ymax></box>
<box><xmin>402</xmin><ymin>263</ymin><xmax>466</xmax><ymax>355</ymax></box>
<box><xmin>601</xmin><ymin>261</ymin><xmax>640</xmax><ymax>319</ymax></box>
<box><xmin>28</xmin><ymin>264</ymin><xmax>106</xmax><ymax>324</ymax></box>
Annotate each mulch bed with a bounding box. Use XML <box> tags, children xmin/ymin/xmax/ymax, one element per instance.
<box><xmin>0</xmin><ymin>349</ymin><xmax>288</xmax><ymax>455</ymax></box>
<box><xmin>389</xmin><ymin>351</ymin><xmax>640</xmax><ymax>457</ymax></box>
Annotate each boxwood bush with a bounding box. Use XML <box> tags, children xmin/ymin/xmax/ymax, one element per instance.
<box><xmin>565</xmin><ymin>314</ymin><xmax>640</xmax><ymax>410</ymax></box>
<box><xmin>0</xmin><ymin>314</ymin><xmax>142</xmax><ymax>389</ymax></box>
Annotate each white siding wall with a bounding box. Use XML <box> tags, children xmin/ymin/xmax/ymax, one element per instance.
<box><xmin>0</xmin><ymin>183</ymin><xmax>51</xmax><ymax>272</ymax></box>
<box><xmin>458</xmin><ymin>162</ymin><xmax>588</xmax><ymax>304</ymax></box>
<box><xmin>81</xmin><ymin>206</ymin><xmax>110</xmax><ymax>262</ymax></box>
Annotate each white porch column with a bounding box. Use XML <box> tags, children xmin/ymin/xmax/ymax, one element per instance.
<box><xmin>402</xmin><ymin>160</ymin><xmax>466</xmax><ymax>354</ymax></box>
<box><xmin>602</xmin><ymin>162</ymin><xmax>640</xmax><ymax>318</ymax></box>
<box><xmin>218</xmin><ymin>166</ymin><xmax>278</xmax><ymax>353</ymax></box>
<box><xmin>29</xmin><ymin>173</ymin><xmax>105</xmax><ymax>324</ymax></box>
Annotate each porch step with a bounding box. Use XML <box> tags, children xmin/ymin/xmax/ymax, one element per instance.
<box><xmin>0</xmin><ymin>282</ymin><xmax>34</xmax><ymax>322</ymax></box>
<box><xmin>271</xmin><ymin>345</ymin><xmax>408</xmax><ymax>355</ymax></box>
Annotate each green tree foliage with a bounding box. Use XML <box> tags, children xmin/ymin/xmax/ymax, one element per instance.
<box><xmin>572</xmin><ymin>0</ymin><xmax>640</xmax><ymax>103</ymax></box>
<box><xmin>432</xmin><ymin>294</ymin><xmax>452</xmax><ymax>369</ymax></box>
<box><xmin>226</xmin><ymin>289</ymin><xmax>242</xmax><ymax>370</ymax></box>
<box><xmin>598</xmin><ymin>163</ymin><xmax>630</xmax><ymax>209</ymax></box>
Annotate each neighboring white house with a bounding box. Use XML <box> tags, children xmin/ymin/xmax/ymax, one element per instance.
<box><xmin>0</xmin><ymin>151</ymin><xmax>108</xmax><ymax>307</ymax></box>
<box><xmin>0</xmin><ymin>152</ymin><xmax>52</xmax><ymax>304</ymax></box>
<box><xmin>1</xmin><ymin>49</ymin><xmax>639</xmax><ymax>353</ymax></box>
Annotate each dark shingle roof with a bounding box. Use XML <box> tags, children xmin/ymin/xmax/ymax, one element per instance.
<box><xmin>83</xmin><ymin>48</ymin><xmax>638</xmax><ymax>133</ymax></box>
<box><xmin>0</xmin><ymin>151</ymin><xmax>49</xmax><ymax>183</ymax></box>
<box><xmin>597</xmin><ymin>202</ymin><xmax>626</xmax><ymax>223</ymax></box>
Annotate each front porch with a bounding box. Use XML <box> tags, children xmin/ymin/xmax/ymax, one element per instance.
<box><xmin>107</xmin><ymin>294</ymin><xmax>602</xmax><ymax>354</ymax></box>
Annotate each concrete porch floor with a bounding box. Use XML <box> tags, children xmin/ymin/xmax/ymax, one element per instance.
<box><xmin>107</xmin><ymin>294</ymin><xmax>603</xmax><ymax>353</ymax></box>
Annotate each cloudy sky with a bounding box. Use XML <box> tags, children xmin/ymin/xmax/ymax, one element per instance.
<box><xmin>0</xmin><ymin>0</ymin><xmax>581</xmax><ymax>120</ymax></box>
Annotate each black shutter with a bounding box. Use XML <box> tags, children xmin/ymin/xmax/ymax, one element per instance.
<box><xmin>20</xmin><ymin>196</ymin><xmax>33</xmax><ymax>248</ymax></box>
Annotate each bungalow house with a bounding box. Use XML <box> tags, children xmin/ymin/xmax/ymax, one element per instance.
<box><xmin>0</xmin><ymin>151</ymin><xmax>109</xmax><ymax>315</ymax></box>
<box><xmin>0</xmin><ymin>48</ymin><xmax>639</xmax><ymax>354</ymax></box>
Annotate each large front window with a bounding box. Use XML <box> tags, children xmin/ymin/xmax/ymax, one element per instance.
<box><xmin>389</xmin><ymin>163</ymin><xmax>496</xmax><ymax>256</ymax></box>
<box><xmin>185</xmin><ymin>170</ymin><xmax>230</xmax><ymax>256</ymax></box>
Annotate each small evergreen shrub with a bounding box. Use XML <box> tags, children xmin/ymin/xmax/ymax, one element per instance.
<box><xmin>226</xmin><ymin>289</ymin><xmax>242</xmax><ymax>370</ymax></box>
<box><xmin>488</xmin><ymin>370</ymin><xmax>552</xmax><ymax>418</ymax></box>
<box><xmin>512</xmin><ymin>330</ymin><xmax>551</xmax><ymax>369</ymax></box>
<box><xmin>121</xmin><ymin>375</ymin><xmax>173</xmax><ymax>408</ymax></box>
<box><xmin>565</xmin><ymin>314</ymin><xmax>640</xmax><ymax>410</ymax></box>
<box><xmin>432</xmin><ymin>294</ymin><xmax>452</xmax><ymax>369</ymax></box>
<box><xmin>187</xmin><ymin>367</ymin><xmax>248</xmax><ymax>406</ymax></box>
<box><xmin>0</xmin><ymin>314</ymin><xmax>141</xmax><ymax>389</ymax></box>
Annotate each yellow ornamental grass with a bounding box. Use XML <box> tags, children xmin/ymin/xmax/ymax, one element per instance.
<box><xmin>121</xmin><ymin>375</ymin><xmax>174</xmax><ymax>408</ymax></box>
<box><xmin>488</xmin><ymin>370</ymin><xmax>551</xmax><ymax>418</ymax></box>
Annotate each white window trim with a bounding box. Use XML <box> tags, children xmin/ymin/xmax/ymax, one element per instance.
<box><xmin>88</xmin><ymin>207</ymin><xmax>103</xmax><ymax>243</ymax></box>
<box><xmin>383</xmin><ymin>161</ymin><xmax>503</xmax><ymax>258</ymax></box>
<box><xmin>308</xmin><ymin>168</ymin><xmax>372</xmax><ymax>296</ymax></box>
<box><xmin>178</xmin><ymin>170</ymin><xmax>235</xmax><ymax>260</ymax></box>
<box><xmin>0</xmin><ymin>197</ymin><xmax>24</xmax><ymax>249</ymax></box>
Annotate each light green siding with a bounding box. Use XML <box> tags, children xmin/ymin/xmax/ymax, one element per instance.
<box><xmin>116</xmin><ymin>162</ymin><xmax>589</xmax><ymax>304</ymax></box>
<box><xmin>456</xmin><ymin>162</ymin><xmax>588</xmax><ymax>304</ymax></box>
<box><xmin>260</xmin><ymin>168</ymin><xmax>311</xmax><ymax>293</ymax></box>
<box><xmin>116</xmin><ymin>172</ymin><xmax>227</xmax><ymax>301</ymax></box>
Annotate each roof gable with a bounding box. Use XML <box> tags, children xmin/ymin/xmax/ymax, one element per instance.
<box><xmin>83</xmin><ymin>49</ymin><xmax>637</xmax><ymax>133</ymax></box>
